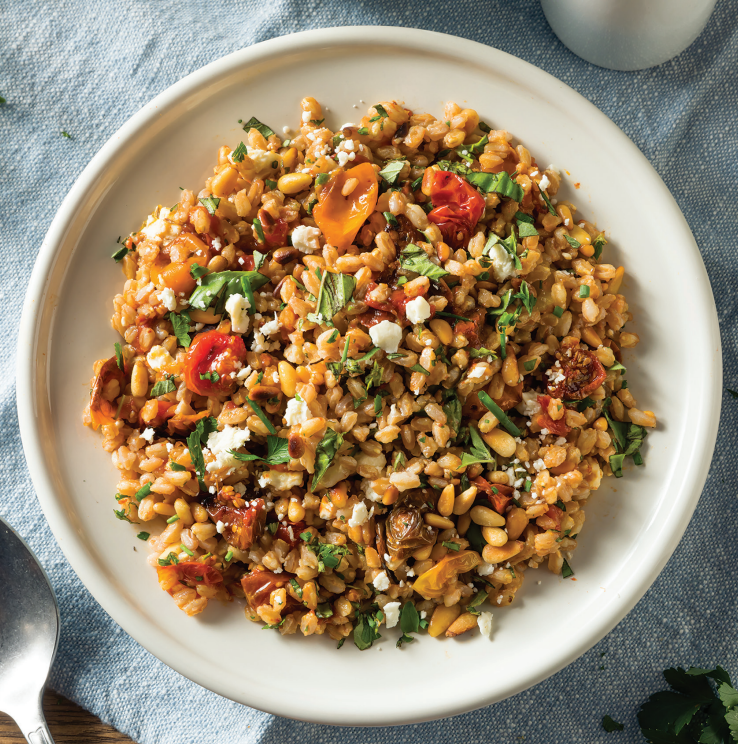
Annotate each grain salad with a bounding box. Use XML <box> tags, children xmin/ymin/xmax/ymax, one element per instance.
<box><xmin>84</xmin><ymin>97</ymin><xmax>656</xmax><ymax>648</ymax></box>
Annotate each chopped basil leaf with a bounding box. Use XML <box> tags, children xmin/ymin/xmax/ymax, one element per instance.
<box><xmin>114</xmin><ymin>342</ymin><xmax>124</xmax><ymax>370</ymax></box>
<box><xmin>245</xmin><ymin>399</ymin><xmax>277</xmax><ymax>435</ymax></box>
<box><xmin>230</xmin><ymin>434</ymin><xmax>290</xmax><ymax>465</ymax></box>
<box><xmin>592</xmin><ymin>235</ymin><xmax>607</xmax><ymax>260</ymax></box>
<box><xmin>169</xmin><ymin>310</ymin><xmax>192</xmax><ymax>348</ymax></box>
<box><xmin>253</xmin><ymin>218</ymin><xmax>265</xmax><ymax>244</ymax></box>
<box><xmin>517</xmin><ymin>221</ymin><xmax>538</xmax><ymax>238</ymax></box>
<box><xmin>435</xmin><ymin>311</ymin><xmax>471</xmax><ymax>321</ymax></box>
<box><xmin>515</xmin><ymin>211</ymin><xmax>535</xmax><ymax>224</ymax></box>
<box><xmin>265</xmin><ymin>179</ymin><xmax>278</xmax><ymax>191</ymax></box>
<box><xmin>464</xmin><ymin>169</ymin><xmax>523</xmax><ymax>201</ymax></box>
<box><xmin>609</xmin><ymin>361</ymin><xmax>626</xmax><ymax>373</ymax></box>
<box><xmin>241</xmin><ymin>116</ymin><xmax>275</xmax><ymax>138</ymax></box>
<box><xmin>252</xmin><ymin>250</ymin><xmax>268</xmax><ymax>270</ymax></box>
<box><xmin>539</xmin><ymin>189</ymin><xmax>557</xmax><ymax>216</ymax></box>
<box><xmin>169</xmin><ymin>461</ymin><xmax>186</xmax><ymax>472</ymax></box>
<box><xmin>112</xmin><ymin>245</ymin><xmax>130</xmax><ymax>261</ymax></box>
<box><xmin>564</xmin><ymin>234</ymin><xmax>581</xmax><ymax>250</ymax></box>
<box><xmin>478</xmin><ymin>391</ymin><xmax>522</xmax><ymax>437</ymax></box>
<box><xmin>151</xmin><ymin>376</ymin><xmax>176</xmax><ymax>396</ymax></box>
<box><xmin>523</xmin><ymin>359</ymin><xmax>537</xmax><ymax>372</ymax></box>
<box><xmin>552</xmin><ymin>306</ymin><xmax>564</xmax><ymax>318</ymax></box>
<box><xmin>316</xmin><ymin>173</ymin><xmax>330</xmax><ymax>186</ymax></box>
<box><xmin>190</xmin><ymin>263</ymin><xmax>210</xmax><ymax>282</ymax></box>
<box><xmin>469</xmin><ymin>347</ymin><xmax>498</xmax><ymax>360</ymax></box>
<box><xmin>383</xmin><ymin>211</ymin><xmax>399</xmax><ymax>227</ymax></box>
<box><xmin>409</xmin><ymin>364</ymin><xmax>430</xmax><ymax>376</ymax></box>
<box><xmin>484</xmin><ymin>228</ymin><xmax>521</xmax><ymax>271</ymax></box>
<box><xmin>373</xmin><ymin>395</ymin><xmax>383</xmax><ymax>415</ymax></box>
<box><xmin>378</xmin><ymin>160</ymin><xmax>405</xmax><ymax>186</ymax></box>
<box><xmin>199</xmin><ymin>196</ymin><xmax>220</xmax><ymax>215</ymax></box>
<box><xmin>393</xmin><ymin>451</ymin><xmax>406</xmax><ymax>470</ymax></box>
<box><xmin>399</xmin><ymin>601</ymin><xmax>420</xmax><ymax>638</ymax></box>
<box><xmin>199</xmin><ymin>371</ymin><xmax>220</xmax><ymax>383</ymax></box>
<box><xmin>478</xmin><ymin>121</ymin><xmax>491</xmax><ymax>133</ymax></box>
<box><xmin>357</xmin><ymin>127</ymin><xmax>369</xmax><ymax>135</ymax></box>
<box><xmin>561</xmin><ymin>558</ymin><xmax>574</xmax><ymax>579</ymax></box>
<box><xmin>442</xmin><ymin>390</ymin><xmax>462</xmax><ymax>438</ymax></box>
<box><xmin>365</xmin><ymin>360</ymin><xmax>384</xmax><ymax>391</ymax></box>
<box><xmin>310</xmin><ymin>428</ymin><xmax>344</xmax><ymax>491</ymax></box>
<box><xmin>231</xmin><ymin>141</ymin><xmax>247</xmax><ymax>162</ymax></box>
<box><xmin>136</xmin><ymin>532</ymin><xmax>150</xmax><ymax>541</ymax></box>
<box><xmin>441</xmin><ymin>541</ymin><xmax>460</xmax><ymax>552</ymax></box>
<box><xmin>353</xmin><ymin>607</ymin><xmax>383</xmax><ymax>650</ymax></box>
<box><xmin>189</xmin><ymin>270</ymin><xmax>269</xmax><ymax>317</ymax></box>
<box><xmin>575</xmin><ymin>396</ymin><xmax>595</xmax><ymax>412</ymax></box>
<box><xmin>398</xmin><ymin>243</ymin><xmax>449</xmax><ymax>281</ymax></box>
<box><xmin>289</xmin><ymin>578</ymin><xmax>303</xmax><ymax>598</ymax></box>
<box><xmin>311</xmin><ymin>271</ymin><xmax>356</xmax><ymax>324</ymax></box>
<box><xmin>460</xmin><ymin>426</ymin><xmax>494</xmax><ymax>467</ymax></box>
<box><xmin>310</xmin><ymin>118</ymin><xmax>324</xmax><ymax>126</ymax></box>
<box><xmin>315</xmin><ymin>603</ymin><xmax>333</xmax><ymax>619</ymax></box>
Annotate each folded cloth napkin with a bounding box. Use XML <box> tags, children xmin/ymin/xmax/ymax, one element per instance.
<box><xmin>2</xmin><ymin>1</ymin><xmax>737</xmax><ymax>742</ymax></box>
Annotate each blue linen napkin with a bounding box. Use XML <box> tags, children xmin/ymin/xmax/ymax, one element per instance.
<box><xmin>2</xmin><ymin>1</ymin><xmax>737</xmax><ymax>742</ymax></box>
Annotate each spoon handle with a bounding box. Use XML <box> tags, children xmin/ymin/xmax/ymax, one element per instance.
<box><xmin>11</xmin><ymin>696</ymin><xmax>56</xmax><ymax>744</ymax></box>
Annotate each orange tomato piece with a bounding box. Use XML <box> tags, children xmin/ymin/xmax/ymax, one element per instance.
<box><xmin>154</xmin><ymin>256</ymin><xmax>208</xmax><ymax>296</ymax></box>
<box><xmin>412</xmin><ymin>550</ymin><xmax>481</xmax><ymax>600</ymax></box>
<box><xmin>88</xmin><ymin>356</ymin><xmax>126</xmax><ymax>430</ymax></box>
<box><xmin>313</xmin><ymin>162</ymin><xmax>378</xmax><ymax>250</ymax></box>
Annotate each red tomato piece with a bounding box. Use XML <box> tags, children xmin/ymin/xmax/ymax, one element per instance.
<box><xmin>183</xmin><ymin>330</ymin><xmax>247</xmax><ymax>396</ymax></box>
<box><xmin>536</xmin><ymin>395</ymin><xmax>571</xmax><ymax>437</ymax></box>
<box><xmin>274</xmin><ymin>520</ymin><xmax>307</xmax><ymax>549</ymax></box>
<box><xmin>157</xmin><ymin>562</ymin><xmax>223</xmax><ymax>594</ymax></box>
<box><xmin>240</xmin><ymin>569</ymin><xmax>302</xmax><ymax>612</ymax></box>
<box><xmin>204</xmin><ymin>497</ymin><xmax>266</xmax><ymax>552</ymax></box>
<box><xmin>258</xmin><ymin>208</ymin><xmax>288</xmax><ymax>248</ymax></box>
<box><xmin>139</xmin><ymin>400</ymin><xmax>176</xmax><ymax>429</ymax></box>
<box><xmin>546</xmin><ymin>346</ymin><xmax>606</xmax><ymax>401</ymax></box>
<box><xmin>472</xmin><ymin>477</ymin><xmax>514</xmax><ymax>514</ymax></box>
<box><xmin>88</xmin><ymin>356</ymin><xmax>126</xmax><ymax>430</ymax></box>
<box><xmin>453</xmin><ymin>308</ymin><xmax>486</xmax><ymax>347</ymax></box>
<box><xmin>426</xmin><ymin>170</ymin><xmax>485</xmax><ymax>248</ymax></box>
<box><xmin>545</xmin><ymin>505</ymin><xmax>564</xmax><ymax>532</ymax></box>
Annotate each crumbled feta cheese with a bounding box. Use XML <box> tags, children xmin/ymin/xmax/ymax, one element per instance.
<box><xmin>373</xmin><ymin>571</ymin><xmax>390</xmax><ymax>592</ymax></box>
<box><xmin>343</xmin><ymin>138</ymin><xmax>355</xmax><ymax>151</ymax></box>
<box><xmin>205</xmin><ymin>425</ymin><xmax>251</xmax><ymax>472</ymax></box>
<box><xmin>368</xmin><ymin>320</ymin><xmax>403</xmax><ymax>353</ymax></box>
<box><xmin>533</xmin><ymin>458</ymin><xmax>546</xmax><ymax>472</ymax></box>
<box><xmin>146</xmin><ymin>345</ymin><xmax>174</xmax><ymax>371</ymax></box>
<box><xmin>406</xmin><ymin>567</ymin><xmax>415</xmax><ymax>578</ymax></box>
<box><xmin>224</xmin><ymin>293</ymin><xmax>251</xmax><ymax>334</ymax></box>
<box><xmin>405</xmin><ymin>295</ymin><xmax>431</xmax><ymax>324</ymax></box>
<box><xmin>487</xmin><ymin>241</ymin><xmax>517</xmax><ymax>282</ymax></box>
<box><xmin>284</xmin><ymin>397</ymin><xmax>311</xmax><ymax>426</ymax></box>
<box><xmin>383</xmin><ymin>601</ymin><xmax>401</xmax><ymax>629</ymax></box>
<box><xmin>141</xmin><ymin>427</ymin><xmax>155</xmax><ymax>443</ymax></box>
<box><xmin>467</xmin><ymin>366</ymin><xmax>485</xmax><ymax>380</ymax></box>
<box><xmin>140</xmin><ymin>219</ymin><xmax>167</xmax><ymax>241</ymax></box>
<box><xmin>555</xmin><ymin>436</ymin><xmax>568</xmax><ymax>446</ymax></box>
<box><xmin>166</xmin><ymin>442</ymin><xmax>173</xmax><ymax>452</ymax></box>
<box><xmin>234</xmin><ymin>482</ymin><xmax>246</xmax><ymax>495</ymax></box>
<box><xmin>539</xmin><ymin>174</ymin><xmax>550</xmax><ymax>192</ymax></box>
<box><xmin>260</xmin><ymin>313</ymin><xmax>281</xmax><ymax>336</ymax></box>
<box><xmin>478</xmin><ymin>611</ymin><xmax>493</xmax><ymax>638</ymax></box>
<box><xmin>419</xmin><ymin>610</ymin><xmax>426</xmax><ymax>619</ymax></box>
<box><xmin>518</xmin><ymin>390</ymin><xmax>542</xmax><ymax>417</ymax></box>
<box><xmin>336</xmin><ymin>150</ymin><xmax>350</xmax><ymax>167</ymax></box>
<box><xmin>211</xmin><ymin>236</ymin><xmax>222</xmax><ymax>251</ymax></box>
<box><xmin>547</xmin><ymin>164</ymin><xmax>562</xmax><ymax>177</ymax></box>
<box><xmin>362</xmin><ymin>479</ymin><xmax>383</xmax><ymax>502</ymax></box>
<box><xmin>477</xmin><ymin>561</ymin><xmax>497</xmax><ymax>576</ymax></box>
<box><xmin>291</xmin><ymin>224</ymin><xmax>322</xmax><ymax>254</ymax></box>
<box><xmin>258</xmin><ymin>470</ymin><xmax>304</xmax><ymax>491</ymax></box>
<box><xmin>236</xmin><ymin>365</ymin><xmax>252</xmax><ymax>381</ymax></box>
<box><xmin>159</xmin><ymin>287</ymin><xmax>177</xmax><ymax>312</ymax></box>
<box><xmin>348</xmin><ymin>501</ymin><xmax>369</xmax><ymax>528</ymax></box>
<box><xmin>216</xmin><ymin>520</ymin><xmax>225</xmax><ymax>534</ymax></box>
<box><xmin>247</xmin><ymin>149</ymin><xmax>281</xmax><ymax>177</ymax></box>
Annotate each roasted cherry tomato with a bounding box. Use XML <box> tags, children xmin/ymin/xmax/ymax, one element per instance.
<box><xmin>139</xmin><ymin>400</ymin><xmax>176</xmax><ymax>429</ymax></box>
<box><xmin>88</xmin><ymin>356</ymin><xmax>126</xmax><ymax>430</ymax></box>
<box><xmin>257</xmin><ymin>207</ymin><xmax>288</xmax><ymax>248</ymax></box>
<box><xmin>363</xmin><ymin>282</ymin><xmax>417</xmax><ymax>323</ymax></box>
<box><xmin>156</xmin><ymin>562</ymin><xmax>223</xmax><ymax>594</ymax></box>
<box><xmin>546</xmin><ymin>346</ymin><xmax>606</xmax><ymax>400</ymax></box>
<box><xmin>183</xmin><ymin>330</ymin><xmax>247</xmax><ymax>396</ymax></box>
<box><xmin>203</xmin><ymin>497</ymin><xmax>266</xmax><ymax>552</ymax></box>
<box><xmin>412</xmin><ymin>550</ymin><xmax>481</xmax><ymax>600</ymax></box>
<box><xmin>241</xmin><ymin>569</ymin><xmax>302</xmax><ymax>612</ymax></box>
<box><xmin>542</xmin><ymin>505</ymin><xmax>564</xmax><ymax>532</ymax></box>
<box><xmin>313</xmin><ymin>162</ymin><xmax>378</xmax><ymax>250</ymax></box>
<box><xmin>425</xmin><ymin>170</ymin><xmax>485</xmax><ymax>249</ymax></box>
<box><xmin>453</xmin><ymin>308</ymin><xmax>486</xmax><ymax>347</ymax></box>
<box><xmin>536</xmin><ymin>394</ymin><xmax>571</xmax><ymax>437</ymax></box>
<box><xmin>274</xmin><ymin>520</ymin><xmax>307</xmax><ymax>549</ymax></box>
<box><xmin>472</xmin><ymin>477</ymin><xmax>514</xmax><ymax>514</ymax></box>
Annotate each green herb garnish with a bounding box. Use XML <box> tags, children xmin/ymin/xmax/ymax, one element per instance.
<box><xmin>241</xmin><ymin>116</ymin><xmax>275</xmax><ymax>138</ymax></box>
<box><xmin>478</xmin><ymin>391</ymin><xmax>522</xmax><ymax>437</ymax></box>
<box><xmin>398</xmin><ymin>243</ymin><xmax>449</xmax><ymax>281</ymax></box>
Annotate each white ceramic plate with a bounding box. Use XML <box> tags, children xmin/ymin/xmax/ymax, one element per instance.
<box><xmin>17</xmin><ymin>27</ymin><xmax>721</xmax><ymax>725</ymax></box>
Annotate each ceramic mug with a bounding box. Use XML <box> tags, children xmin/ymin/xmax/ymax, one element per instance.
<box><xmin>540</xmin><ymin>0</ymin><xmax>717</xmax><ymax>71</ymax></box>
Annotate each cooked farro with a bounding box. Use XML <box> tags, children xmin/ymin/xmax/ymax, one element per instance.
<box><xmin>85</xmin><ymin>97</ymin><xmax>656</xmax><ymax>648</ymax></box>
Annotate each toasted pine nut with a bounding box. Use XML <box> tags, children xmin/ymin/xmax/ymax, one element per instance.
<box><xmin>131</xmin><ymin>360</ymin><xmax>149</xmax><ymax>398</ymax></box>
<box><xmin>483</xmin><ymin>429</ymin><xmax>517</xmax><ymax>458</ymax></box>
<box><xmin>445</xmin><ymin>612</ymin><xmax>479</xmax><ymax>638</ymax></box>
<box><xmin>482</xmin><ymin>540</ymin><xmax>523</xmax><ymax>564</ymax></box>
<box><xmin>437</xmin><ymin>484</ymin><xmax>455</xmax><ymax>517</ymax></box>
<box><xmin>277</xmin><ymin>172</ymin><xmax>313</xmax><ymax>194</ymax></box>
<box><xmin>470</xmin><ymin>505</ymin><xmax>505</xmax><ymax>527</ymax></box>
<box><xmin>424</xmin><ymin>513</ymin><xmax>455</xmax><ymax>530</ymax></box>
<box><xmin>428</xmin><ymin>604</ymin><xmax>461</xmax><ymax>638</ymax></box>
<box><xmin>505</xmin><ymin>507</ymin><xmax>529</xmax><ymax>540</ymax></box>
<box><xmin>482</xmin><ymin>526</ymin><xmax>508</xmax><ymax>547</ymax></box>
<box><xmin>452</xmin><ymin>486</ymin><xmax>478</xmax><ymax>515</ymax></box>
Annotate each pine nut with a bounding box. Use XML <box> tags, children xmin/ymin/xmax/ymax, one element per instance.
<box><xmin>452</xmin><ymin>486</ymin><xmax>478</xmax><ymax>515</ymax></box>
<box><xmin>437</xmin><ymin>484</ymin><xmax>455</xmax><ymax>517</ymax></box>
<box><xmin>470</xmin><ymin>505</ymin><xmax>505</xmax><ymax>527</ymax></box>
<box><xmin>424</xmin><ymin>513</ymin><xmax>455</xmax><ymax>530</ymax></box>
<box><xmin>482</xmin><ymin>526</ymin><xmax>508</xmax><ymax>547</ymax></box>
<box><xmin>428</xmin><ymin>604</ymin><xmax>461</xmax><ymax>638</ymax></box>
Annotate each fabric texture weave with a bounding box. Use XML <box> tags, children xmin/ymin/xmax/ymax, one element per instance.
<box><xmin>1</xmin><ymin>1</ymin><xmax>737</xmax><ymax>742</ymax></box>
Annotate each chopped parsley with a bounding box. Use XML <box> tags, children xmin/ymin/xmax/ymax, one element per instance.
<box><xmin>245</xmin><ymin>398</ymin><xmax>277</xmax><ymax>435</ymax></box>
<box><xmin>199</xmin><ymin>371</ymin><xmax>220</xmax><ymax>383</ymax></box>
<box><xmin>561</xmin><ymin>558</ymin><xmax>574</xmax><ymax>579</ymax></box>
<box><xmin>468</xmin><ymin>347</ymin><xmax>498</xmax><ymax>360</ymax></box>
<box><xmin>253</xmin><ymin>218</ymin><xmax>265</xmax><ymax>243</ymax></box>
<box><xmin>441</xmin><ymin>541</ymin><xmax>461</xmax><ymax>552</ymax></box>
<box><xmin>229</xmin><ymin>434</ymin><xmax>290</xmax><ymax>465</ymax></box>
<box><xmin>300</xmin><ymin>531</ymin><xmax>351</xmax><ymax>572</ymax></box>
<box><xmin>353</xmin><ymin>605</ymin><xmax>383</xmax><ymax>650</ymax></box>
<box><xmin>157</xmin><ymin>553</ymin><xmax>179</xmax><ymax>566</ymax></box>
<box><xmin>564</xmin><ymin>234</ymin><xmax>581</xmax><ymax>250</ymax></box>
<box><xmin>231</xmin><ymin>141</ymin><xmax>247</xmax><ymax>162</ymax></box>
<box><xmin>460</xmin><ymin>426</ymin><xmax>494</xmax><ymax>468</ymax></box>
<box><xmin>383</xmin><ymin>211</ymin><xmax>399</xmax><ymax>227</ymax></box>
<box><xmin>539</xmin><ymin>189</ymin><xmax>557</xmax><ymax>216</ymax></box>
<box><xmin>136</xmin><ymin>532</ymin><xmax>150</xmax><ymax>541</ymax></box>
<box><xmin>593</xmin><ymin>234</ymin><xmax>607</xmax><ymax>260</ymax></box>
<box><xmin>151</xmin><ymin>376</ymin><xmax>176</xmax><ymax>396</ymax></box>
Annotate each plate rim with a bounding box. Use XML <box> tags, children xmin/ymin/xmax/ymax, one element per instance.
<box><xmin>16</xmin><ymin>25</ymin><xmax>722</xmax><ymax>725</ymax></box>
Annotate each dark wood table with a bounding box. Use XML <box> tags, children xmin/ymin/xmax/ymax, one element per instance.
<box><xmin>0</xmin><ymin>691</ymin><xmax>134</xmax><ymax>743</ymax></box>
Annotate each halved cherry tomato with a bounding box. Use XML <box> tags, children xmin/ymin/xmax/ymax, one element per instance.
<box><xmin>204</xmin><ymin>497</ymin><xmax>266</xmax><ymax>551</ymax></box>
<box><xmin>536</xmin><ymin>394</ymin><xmax>571</xmax><ymax>437</ymax></box>
<box><xmin>138</xmin><ymin>400</ymin><xmax>176</xmax><ymax>429</ymax></box>
<box><xmin>453</xmin><ymin>308</ymin><xmax>486</xmax><ymax>347</ymax></box>
<box><xmin>241</xmin><ymin>568</ymin><xmax>303</xmax><ymax>612</ymax></box>
<box><xmin>412</xmin><ymin>550</ymin><xmax>481</xmax><ymax>600</ymax></box>
<box><xmin>546</xmin><ymin>346</ymin><xmax>606</xmax><ymax>401</ymax></box>
<box><xmin>88</xmin><ymin>356</ymin><xmax>126</xmax><ymax>430</ymax></box>
<box><xmin>472</xmin><ymin>477</ymin><xmax>514</xmax><ymax>514</ymax></box>
<box><xmin>153</xmin><ymin>255</ymin><xmax>208</xmax><ymax>296</ymax></box>
<box><xmin>425</xmin><ymin>170</ymin><xmax>485</xmax><ymax>249</ymax></box>
<box><xmin>274</xmin><ymin>520</ymin><xmax>307</xmax><ymax>549</ymax></box>
<box><xmin>543</xmin><ymin>505</ymin><xmax>564</xmax><ymax>531</ymax></box>
<box><xmin>183</xmin><ymin>330</ymin><xmax>247</xmax><ymax>396</ymax></box>
<box><xmin>157</xmin><ymin>562</ymin><xmax>223</xmax><ymax>594</ymax></box>
<box><xmin>363</xmin><ymin>282</ymin><xmax>415</xmax><ymax>323</ymax></box>
<box><xmin>313</xmin><ymin>162</ymin><xmax>378</xmax><ymax>250</ymax></box>
<box><xmin>166</xmin><ymin>410</ymin><xmax>210</xmax><ymax>436</ymax></box>
<box><xmin>258</xmin><ymin>208</ymin><xmax>288</xmax><ymax>248</ymax></box>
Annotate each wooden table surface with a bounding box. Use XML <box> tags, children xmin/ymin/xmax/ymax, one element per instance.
<box><xmin>0</xmin><ymin>691</ymin><xmax>134</xmax><ymax>743</ymax></box>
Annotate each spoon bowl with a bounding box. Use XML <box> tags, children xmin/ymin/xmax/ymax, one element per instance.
<box><xmin>0</xmin><ymin>518</ymin><xmax>58</xmax><ymax>743</ymax></box>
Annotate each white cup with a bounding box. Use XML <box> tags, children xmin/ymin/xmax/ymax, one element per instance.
<box><xmin>540</xmin><ymin>0</ymin><xmax>717</xmax><ymax>71</ymax></box>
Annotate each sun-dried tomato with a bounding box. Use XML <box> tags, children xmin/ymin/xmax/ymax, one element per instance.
<box><xmin>472</xmin><ymin>477</ymin><xmax>514</xmax><ymax>514</ymax></box>
<box><xmin>240</xmin><ymin>568</ymin><xmax>303</xmax><ymax>612</ymax></box>
<box><xmin>88</xmin><ymin>356</ymin><xmax>126</xmax><ymax>430</ymax></box>
<box><xmin>156</xmin><ymin>562</ymin><xmax>223</xmax><ymax>593</ymax></box>
<box><xmin>536</xmin><ymin>394</ymin><xmax>571</xmax><ymax>437</ymax></box>
<box><xmin>203</xmin><ymin>497</ymin><xmax>266</xmax><ymax>552</ymax></box>
<box><xmin>274</xmin><ymin>520</ymin><xmax>307</xmax><ymax>549</ymax></box>
<box><xmin>546</xmin><ymin>346</ymin><xmax>606</xmax><ymax>400</ymax></box>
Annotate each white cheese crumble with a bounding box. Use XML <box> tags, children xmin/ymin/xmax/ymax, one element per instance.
<box><xmin>146</xmin><ymin>345</ymin><xmax>174</xmax><ymax>371</ymax></box>
<box><xmin>488</xmin><ymin>242</ymin><xmax>517</xmax><ymax>283</ymax></box>
<box><xmin>373</xmin><ymin>571</ymin><xmax>390</xmax><ymax>592</ymax></box>
<box><xmin>533</xmin><ymin>458</ymin><xmax>546</xmax><ymax>472</ymax></box>
<box><xmin>205</xmin><ymin>425</ymin><xmax>251</xmax><ymax>472</ymax></box>
<box><xmin>362</xmin><ymin>479</ymin><xmax>383</xmax><ymax>503</ymax></box>
<box><xmin>368</xmin><ymin>320</ymin><xmax>403</xmax><ymax>353</ymax></box>
<box><xmin>291</xmin><ymin>224</ymin><xmax>322</xmax><ymax>254</ymax></box>
<box><xmin>159</xmin><ymin>287</ymin><xmax>177</xmax><ymax>312</ymax></box>
<box><xmin>211</xmin><ymin>236</ymin><xmax>222</xmax><ymax>251</ymax></box>
<box><xmin>141</xmin><ymin>427</ymin><xmax>155</xmax><ymax>443</ymax></box>
<box><xmin>405</xmin><ymin>295</ymin><xmax>431</xmax><ymax>324</ymax></box>
<box><xmin>518</xmin><ymin>390</ymin><xmax>542</xmax><ymax>417</ymax></box>
<box><xmin>247</xmin><ymin>149</ymin><xmax>281</xmax><ymax>177</ymax></box>
<box><xmin>467</xmin><ymin>366</ymin><xmax>485</xmax><ymax>380</ymax></box>
<box><xmin>539</xmin><ymin>174</ymin><xmax>551</xmax><ymax>192</ymax></box>
<box><xmin>284</xmin><ymin>397</ymin><xmax>311</xmax><ymax>427</ymax></box>
<box><xmin>224</xmin><ymin>293</ymin><xmax>251</xmax><ymax>334</ymax></box>
<box><xmin>260</xmin><ymin>313</ymin><xmax>281</xmax><ymax>336</ymax></box>
<box><xmin>478</xmin><ymin>611</ymin><xmax>493</xmax><ymax>638</ymax></box>
<box><xmin>547</xmin><ymin>164</ymin><xmax>562</xmax><ymax>177</ymax></box>
<box><xmin>383</xmin><ymin>601</ymin><xmax>401</xmax><ymax>629</ymax></box>
<box><xmin>258</xmin><ymin>470</ymin><xmax>304</xmax><ymax>491</ymax></box>
<box><xmin>477</xmin><ymin>561</ymin><xmax>497</xmax><ymax>576</ymax></box>
<box><xmin>234</xmin><ymin>482</ymin><xmax>246</xmax><ymax>495</ymax></box>
<box><xmin>216</xmin><ymin>520</ymin><xmax>225</xmax><ymax>534</ymax></box>
<box><xmin>348</xmin><ymin>501</ymin><xmax>369</xmax><ymax>528</ymax></box>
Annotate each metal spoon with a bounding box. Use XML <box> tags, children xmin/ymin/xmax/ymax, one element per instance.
<box><xmin>0</xmin><ymin>517</ymin><xmax>58</xmax><ymax>743</ymax></box>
